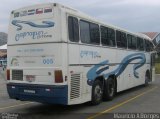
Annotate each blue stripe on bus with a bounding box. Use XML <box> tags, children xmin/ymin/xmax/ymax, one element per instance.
<box><xmin>87</xmin><ymin>53</ymin><xmax>146</xmax><ymax>86</ymax></box>
<box><xmin>7</xmin><ymin>83</ymin><xmax>68</xmax><ymax>105</ymax></box>
<box><xmin>12</xmin><ymin>20</ymin><xmax>55</xmax><ymax>31</ymax></box>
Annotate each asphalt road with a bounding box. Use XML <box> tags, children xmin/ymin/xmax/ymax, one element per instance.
<box><xmin>0</xmin><ymin>69</ymin><xmax>160</xmax><ymax>119</ymax></box>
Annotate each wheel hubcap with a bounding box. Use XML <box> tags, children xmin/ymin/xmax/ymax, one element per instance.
<box><xmin>94</xmin><ymin>85</ymin><xmax>102</xmax><ymax>101</ymax></box>
<box><xmin>145</xmin><ymin>75</ymin><xmax>149</xmax><ymax>84</ymax></box>
<box><xmin>109</xmin><ymin>81</ymin><xmax>114</xmax><ymax>96</ymax></box>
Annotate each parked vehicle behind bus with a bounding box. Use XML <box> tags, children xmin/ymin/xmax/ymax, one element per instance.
<box><xmin>0</xmin><ymin>59</ymin><xmax>7</xmax><ymax>70</ymax></box>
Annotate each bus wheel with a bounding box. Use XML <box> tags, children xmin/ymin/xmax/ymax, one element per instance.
<box><xmin>91</xmin><ymin>80</ymin><xmax>103</xmax><ymax>105</ymax></box>
<box><xmin>145</xmin><ymin>72</ymin><xmax>150</xmax><ymax>86</ymax></box>
<box><xmin>103</xmin><ymin>77</ymin><xmax>116</xmax><ymax>101</ymax></box>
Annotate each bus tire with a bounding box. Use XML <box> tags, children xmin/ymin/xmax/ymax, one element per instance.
<box><xmin>103</xmin><ymin>77</ymin><xmax>116</xmax><ymax>101</ymax></box>
<box><xmin>91</xmin><ymin>80</ymin><xmax>103</xmax><ymax>105</ymax></box>
<box><xmin>145</xmin><ymin>71</ymin><xmax>150</xmax><ymax>86</ymax></box>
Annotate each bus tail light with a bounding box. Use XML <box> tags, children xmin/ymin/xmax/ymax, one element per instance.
<box><xmin>7</xmin><ymin>69</ymin><xmax>10</xmax><ymax>80</ymax></box>
<box><xmin>54</xmin><ymin>70</ymin><xmax>63</xmax><ymax>83</ymax></box>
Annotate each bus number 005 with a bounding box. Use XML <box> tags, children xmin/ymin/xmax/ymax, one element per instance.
<box><xmin>43</xmin><ymin>59</ymin><xmax>54</xmax><ymax>64</ymax></box>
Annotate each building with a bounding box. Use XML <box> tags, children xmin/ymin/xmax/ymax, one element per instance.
<box><xmin>0</xmin><ymin>44</ymin><xmax>7</xmax><ymax>57</ymax></box>
<box><xmin>142</xmin><ymin>32</ymin><xmax>160</xmax><ymax>52</ymax></box>
<box><xmin>0</xmin><ymin>32</ymin><xmax>7</xmax><ymax>46</ymax></box>
<box><xmin>0</xmin><ymin>32</ymin><xmax>7</xmax><ymax>57</ymax></box>
<box><xmin>0</xmin><ymin>44</ymin><xmax>7</xmax><ymax>67</ymax></box>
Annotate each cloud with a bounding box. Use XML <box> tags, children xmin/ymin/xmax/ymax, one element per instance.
<box><xmin>0</xmin><ymin>0</ymin><xmax>160</xmax><ymax>33</ymax></box>
<box><xmin>0</xmin><ymin>24</ymin><xmax>8</xmax><ymax>33</ymax></box>
<box><xmin>124</xmin><ymin>0</ymin><xmax>160</xmax><ymax>6</ymax></box>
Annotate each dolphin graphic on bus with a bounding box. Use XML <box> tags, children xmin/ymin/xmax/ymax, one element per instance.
<box><xmin>12</xmin><ymin>20</ymin><xmax>55</xmax><ymax>31</ymax></box>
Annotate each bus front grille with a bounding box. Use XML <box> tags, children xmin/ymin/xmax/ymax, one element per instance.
<box><xmin>12</xmin><ymin>70</ymin><xmax>23</xmax><ymax>81</ymax></box>
<box><xmin>70</xmin><ymin>73</ymin><xmax>81</xmax><ymax>100</ymax></box>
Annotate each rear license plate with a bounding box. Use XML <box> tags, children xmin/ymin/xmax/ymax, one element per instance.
<box><xmin>24</xmin><ymin>89</ymin><xmax>36</xmax><ymax>94</ymax></box>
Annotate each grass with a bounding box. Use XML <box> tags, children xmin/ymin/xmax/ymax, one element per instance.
<box><xmin>155</xmin><ymin>63</ymin><xmax>160</xmax><ymax>74</ymax></box>
<box><xmin>155</xmin><ymin>56</ymin><xmax>160</xmax><ymax>74</ymax></box>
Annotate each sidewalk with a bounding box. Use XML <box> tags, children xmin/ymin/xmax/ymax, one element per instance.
<box><xmin>0</xmin><ymin>68</ymin><xmax>8</xmax><ymax>97</ymax></box>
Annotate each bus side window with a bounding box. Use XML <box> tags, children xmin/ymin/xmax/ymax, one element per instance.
<box><xmin>145</xmin><ymin>40</ymin><xmax>150</xmax><ymax>52</ymax></box>
<box><xmin>150</xmin><ymin>42</ymin><xmax>154</xmax><ymax>51</ymax></box>
<box><xmin>90</xmin><ymin>23</ymin><xmax>100</xmax><ymax>44</ymax></box>
<box><xmin>101</xmin><ymin>26</ymin><xmax>115</xmax><ymax>47</ymax></box>
<box><xmin>127</xmin><ymin>34</ymin><xmax>137</xmax><ymax>50</ymax></box>
<box><xmin>80</xmin><ymin>20</ymin><xmax>90</xmax><ymax>44</ymax></box>
<box><xmin>80</xmin><ymin>20</ymin><xmax>100</xmax><ymax>45</ymax></box>
<box><xmin>127</xmin><ymin>34</ymin><xmax>132</xmax><ymax>49</ymax></box>
<box><xmin>68</xmin><ymin>16</ymin><xmax>79</xmax><ymax>42</ymax></box>
<box><xmin>137</xmin><ymin>37</ymin><xmax>144</xmax><ymax>51</ymax></box>
<box><xmin>116</xmin><ymin>30</ymin><xmax>127</xmax><ymax>48</ymax></box>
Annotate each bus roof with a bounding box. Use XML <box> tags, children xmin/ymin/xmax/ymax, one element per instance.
<box><xmin>11</xmin><ymin>2</ymin><xmax>152</xmax><ymax>41</ymax></box>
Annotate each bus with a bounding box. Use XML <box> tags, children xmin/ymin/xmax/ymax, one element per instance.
<box><xmin>7</xmin><ymin>3</ymin><xmax>155</xmax><ymax>105</ymax></box>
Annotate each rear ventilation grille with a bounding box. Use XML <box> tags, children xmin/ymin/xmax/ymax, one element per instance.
<box><xmin>70</xmin><ymin>73</ymin><xmax>81</xmax><ymax>100</ymax></box>
<box><xmin>12</xmin><ymin>70</ymin><xmax>23</xmax><ymax>81</ymax></box>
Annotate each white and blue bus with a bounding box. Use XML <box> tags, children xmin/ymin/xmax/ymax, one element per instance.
<box><xmin>7</xmin><ymin>3</ymin><xmax>155</xmax><ymax>105</ymax></box>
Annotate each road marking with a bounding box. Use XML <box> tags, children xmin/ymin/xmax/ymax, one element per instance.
<box><xmin>88</xmin><ymin>86</ymin><xmax>158</xmax><ymax>119</ymax></box>
<box><xmin>0</xmin><ymin>102</ymin><xmax>34</xmax><ymax>110</ymax></box>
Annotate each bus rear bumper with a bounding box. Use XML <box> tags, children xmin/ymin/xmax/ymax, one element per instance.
<box><xmin>7</xmin><ymin>83</ymin><xmax>68</xmax><ymax>105</ymax></box>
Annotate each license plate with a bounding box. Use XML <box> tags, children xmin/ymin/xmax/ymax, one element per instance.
<box><xmin>24</xmin><ymin>89</ymin><xmax>35</xmax><ymax>94</ymax></box>
<box><xmin>26</xmin><ymin>75</ymin><xmax>35</xmax><ymax>82</ymax></box>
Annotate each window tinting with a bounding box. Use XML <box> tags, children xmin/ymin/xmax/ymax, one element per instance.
<box><xmin>116</xmin><ymin>30</ymin><xmax>127</xmax><ymax>48</ymax></box>
<box><xmin>68</xmin><ymin>16</ymin><xmax>79</xmax><ymax>42</ymax></box>
<box><xmin>153</xmin><ymin>35</ymin><xmax>160</xmax><ymax>46</ymax></box>
<box><xmin>145</xmin><ymin>40</ymin><xmax>151</xmax><ymax>52</ymax></box>
<box><xmin>80</xmin><ymin>20</ymin><xmax>90</xmax><ymax>44</ymax></box>
<box><xmin>80</xmin><ymin>20</ymin><xmax>100</xmax><ymax>44</ymax></box>
<box><xmin>90</xmin><ymin>23</ymin><xmax>100</xmax><ymax>44</ymax></box>
<box><xmin>127</xmin><ymin>34</ymin><xmax>137</xmax><ymax>50</ymax></box>
<box><xmin>149</xmin><ymin>42</ymin><xmax>154</xmax><ymax>51</ymax></box>
<box><xmin>101</xmin><ymin>26</ymin><xmax>115</xmax><ymax>47</ymax></box>
<box><xmin>137</xmin><ymin>37</ymin><xmax>144</xmax><ymax>51</ymax></box>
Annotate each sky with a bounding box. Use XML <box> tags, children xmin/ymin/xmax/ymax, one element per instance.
<box><xmin>0</xmin><ymin>0</ymin><xmax>160</xmax><ymax>33</ymax></box>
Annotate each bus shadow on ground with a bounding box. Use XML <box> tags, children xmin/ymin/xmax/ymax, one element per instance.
<box><xmin>23</xmin><ymin>83</ymin><xmax>155</xmax><ymax>115</ymax></box>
